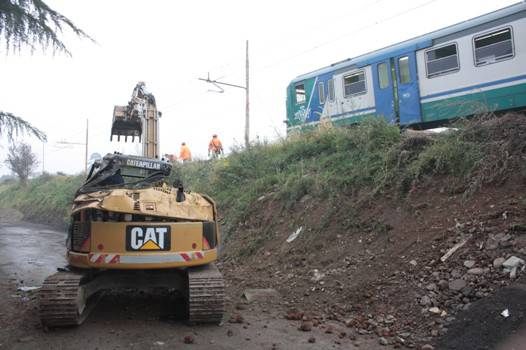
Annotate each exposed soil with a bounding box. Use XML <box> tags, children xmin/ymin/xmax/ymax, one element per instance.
<box><xmin>0</xmin><ymin>219</ymin><xmax>387</xmax><ymax>350</ymax></box>
<box><xmin>1</xmin><ymin>114</ymin><xmax>526</xmax><ymax>350</ymax></box>
<box><xmin>220</xmin><ymin>114</ymin><xmax>526</xmax><ymax>349</ymax></box>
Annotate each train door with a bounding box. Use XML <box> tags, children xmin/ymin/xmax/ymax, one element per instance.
<box><xmin>372</xmin><ymin>60</ymin><xmax>396</xmax><ymax>124</ymax></box>
<box><xmin>394</xmin><ymin>52</ymin><xmax>423</xmax><ymax>125</ymax></box>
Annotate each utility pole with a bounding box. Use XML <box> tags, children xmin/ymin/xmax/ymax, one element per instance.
<box><xmin>85</xmin><ymin>118</ymin><xmax>89</xmax><ymax>174</ymax></box>
<box><xmin>56</xmin><ymin>118</ymin><xmax>89</xmax><ymax>174</ymax></box>
<box><xmin>42</xmin><ymin>141</ymin><xmax>45</xmax><ymax>174</ymax></box>
<box><xmin>199</xmin><ymin>40</ymin><xmax>250</xmax><ymax>148</ymax></box>
<box><xmin>245</xmin><ymin>40</ymin><xmax>250</xmax><ymax>148</ymax></box>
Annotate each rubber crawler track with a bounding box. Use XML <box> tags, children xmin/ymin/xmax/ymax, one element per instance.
<box><xmin>39</xmin><ymin>271</ymin><xmax>88</xmax><ymax>327</ymax></box>
<box><xmin>188</xmin><ymin>264</ymin><xmax>225</xmax><ymax>324</ymax></box>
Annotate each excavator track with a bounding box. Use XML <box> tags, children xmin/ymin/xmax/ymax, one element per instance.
<box><xmin>188</xmin><ymin>264</ymin><xmax>225</xmax><ymax>324</ymax></box>
<box><xmin>39</xmin><ymin>271</ymin><xmax>99</xmax><ymax>328</ymax></box>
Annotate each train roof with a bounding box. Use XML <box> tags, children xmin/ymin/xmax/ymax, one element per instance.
<box><xmin>291</xmin><ymin>1</ymin><xmax>526</xmax><ymax>84</ymax></box>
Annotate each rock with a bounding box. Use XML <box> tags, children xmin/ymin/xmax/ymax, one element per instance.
<box><xmin>18</xmin><ymin>336</ymin><xmax>33</xmax><ymax>343</ymax></box>
<box><xmin>449</xmin><ymin>279</ymin><xmax>466</xmax><ymax>291</ymax></box>
<box><xmin>243</xmin><ymin>288</ymin><xmax>279</xmax><ymax>302</ymax></box>
<box><xmin>467</xmin><ymin>268</ymin><xmax>485</xmax><ymax>275</ymax></box>
<box><xmin>426</xmin><ymin>283</ymin><xmax>437</xmax><ymax>291</ymax></box>
<box><xmin>227</xmin><ymin>330</ymin><xmax>234</xmax><ymax>337</ymax></box>
<box><xmin>299</xmin><ymin>321</ymin><xmax>313</xmax><ymax>332</ymax></box>
<box><xmin>438</xmin><ymin>280</ymin><xmax>449</xmax><ymax>290</ymax></box>
<box><xmin>285</xmin><ymin>309</ymin><xmax>304</xmax><ymax>320</ymax></box>
<box><xmin>463</xmin><ymin>260</ymin><xmax>476</xmax><ymax>268</ymax></box>
<box><xmin>485</xmin><ymin>238</ymin><xmax>499</xmax><ymax>250</ymax></box>
<box><xmin>510</xmin><ymin>266</ymin><xmax>518</xmax><ymax>279</ymax></box>
<box><xmin>429</xmin><ymin>307</ymin><xmax>441</xmax><ymax>314</ymax></box>
<box><xmin>451</xmin><ymin>269</ymin><xmax>462</xmax><ymax>278</ymax></box>
<box><xmin>228</xmin><ymin>314</ymin><xmax>244</xmax><ymax>324</ymax></box>
<box><xmin>420</xmin><ymin>296</ymin><xmax>432</xmax><ymax>306</ymax></box>
<box><xmin>493</xmin><ymin>257</ymin><xmax>506</xmax><ymax>268</ymax></box>
<box><xmin>503</xmin><ymin>256</ymin><xmax>525</xmax><ymax>269</ymax></box>
<box><xmin>409</xmin><ymin>260</ymin><xmax>417</xmax><ymax>266</ymax></box>
<box><xmin>422</xmin><ymin>345</ymin><xmax>434</xmax><ymax>350</ymax></box>
<box><xmin>461</xmin><ymin>287</ymin><xmax>474</xmax><ymax>297</ymax></box>
<box><xmin>183</xmin><ymin>335</ymin><xmax>195</xmax><ymax>344</ymax></box>
<box><xmin>308</xmin><ymin>337</ymin><xmax>316</xmax><ymax>343</ymax></box>
<box><xmin>378</xmin><ymin>337</ymin><xmax>388</xmax><ymax>346</ymax></box>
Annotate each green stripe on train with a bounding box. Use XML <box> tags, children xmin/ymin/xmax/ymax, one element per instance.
<box><xmin>421</xmin><ymin>82</ymin><xmax>526</xmax><ymax>122</ymax></box>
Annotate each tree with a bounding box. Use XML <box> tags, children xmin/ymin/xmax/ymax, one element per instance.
<box><xmin>0</xmin><ymin>0</ymin><xmax>92</xmax><ymax>142</ymax></box>
<box><xmin>0</xmin><ymin>111</ymin><xmax>46</xmax><ymax>141</ymax></box>
<box><xmin>4</xmin><ymin>142</ymin><xmax>39</xmax><ymax>184</ymax></box>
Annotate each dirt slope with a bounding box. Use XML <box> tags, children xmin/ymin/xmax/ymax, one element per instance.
<box><xmin>219</xmin><ymin>113</ymin><xmax>526</xmax><ymax>349</ymax></box>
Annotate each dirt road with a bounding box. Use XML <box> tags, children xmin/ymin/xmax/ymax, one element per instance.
<box><xmin>0</xmin><ymin>219</ymin><xmax>388</xmax><ymax>350</ymax></box>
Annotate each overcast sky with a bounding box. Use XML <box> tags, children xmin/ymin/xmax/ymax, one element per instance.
<box><xmin>0</xmin><ymin>0</ymin><xmax>519</xmax><ymax>176</ymax></box>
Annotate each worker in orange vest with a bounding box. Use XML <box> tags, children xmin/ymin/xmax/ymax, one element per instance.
<box><xmin>179</xmin><ymin>142</ymin><xmax>192</xmax><ymax>163</ymax></box>
<box><xmin>208</xmin><ymin>134</ymin><xmax>224</xmax><ymax>159</ymax></box>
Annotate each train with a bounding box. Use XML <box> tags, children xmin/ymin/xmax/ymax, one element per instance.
<box><xmin>285</xmin><ymin>2</ymin><xmax>526</xmax><ymax>132</ymax></box>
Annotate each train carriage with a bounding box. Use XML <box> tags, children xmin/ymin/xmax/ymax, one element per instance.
<box><xmin>286</xmin><ymin>2</ymin><xmax>526</xmax><ymax>132</ymax></box>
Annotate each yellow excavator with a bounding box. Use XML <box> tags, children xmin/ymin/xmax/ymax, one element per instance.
<box><xmin>39</xmin><ymin>82</ymin><xmax>224</xmax><ymax>327</ymax></box>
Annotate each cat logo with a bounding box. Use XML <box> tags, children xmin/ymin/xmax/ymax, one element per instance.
<box><xmin>126</xmin><ymin>226</ymin><xmax>171</xmax><ymax>251</ymax></box>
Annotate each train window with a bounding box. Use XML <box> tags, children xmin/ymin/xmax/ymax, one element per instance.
<box><xmin>425</xmin><ymin>43</ymin><xmax>459</xmax><ymax>78</ymax></box>
<box><xmin>328</xmin><ymin>79</ymin><xmax>335</xmax><ymax>101</ymax></box>
<box><xmin>318</xmin><ymin>82</ymin><xmax>325</xmax><ymax>104</ymax></box>
<box><xmin>343</xmin><ymin>71</ymin><xmax>366</xmax><ymax>97</ymax></box>
<box><xmin>474</xmin><ymin>27</ymin><xmax>514</xmax><ymax>66</ymax></box>
<box><xmin>295</xmin><ymin>83</ymin><xmax>306</xmax><ymax>104</ymax></box>
<box><xmin>398</xmin><ymin>57</ymin><xmax>411</xmax><ymax>84</ymax></box>
<box><xmin>378</xmin><ymin>63</ymin><xmax>389</xmax><ymax>89</ymax></box>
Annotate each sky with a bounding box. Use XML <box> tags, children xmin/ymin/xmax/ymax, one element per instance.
<box><xmin>0</xmin><ymin>0</ymin><xmax>519</xmax><ymax>176</ymax></box>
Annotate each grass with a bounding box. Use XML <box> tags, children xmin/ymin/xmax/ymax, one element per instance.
<box><xmin>175</xmin><ymin>117</ymin><xmax>488</xmax><ymax>238</ymax></box>
<box><xmin>0</xmin><ymin>116</ymin><xmax>496</xmax><ymax>233</ymax></box>
<box><xmin>0</xmin><ymin>173</ymin><xmax>84</xmax><ymax>227</ymax></box>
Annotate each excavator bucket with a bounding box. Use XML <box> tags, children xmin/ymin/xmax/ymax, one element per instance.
<box><xmin>110</xmin><ymin>105</ymin><xmax>142</xmax><ymax>142</ymax></box>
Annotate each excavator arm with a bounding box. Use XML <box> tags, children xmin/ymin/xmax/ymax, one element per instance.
<box><xmin>111</xmin><ymin>82</ymin><xmax>160</xmax><ymax>159</ymax></box>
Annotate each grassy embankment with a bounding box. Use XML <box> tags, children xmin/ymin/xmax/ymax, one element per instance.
<box><xmin>0</xmin><ymin>174</ymin><xmax>83</xmax><ymax>227</ymax></box>
<box><xmin>173</xmin><ymin>116</ymin><xmax>514</xmax><ymax>246</ymax></box>
<box><xmin>0</xmin><ymin>115</ymin><xmax>516</xmax><ymax>232</ymax></box>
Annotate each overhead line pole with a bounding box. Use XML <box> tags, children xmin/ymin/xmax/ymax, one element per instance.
<box><xmin>85</xmin><ymin>118</ymin><xmax>89</xmax><ymax>174</ymax></box>
<box><xmin>56</xmin><ymin>118</ymin><xmax>89</xmax><ymax>174</ymax></box>
<box><xmin>198</xmin><ymin>40</ymin><xmax>250</xmax><ymax>148</ymax></box>
<box><xmin>245</xmin><ymin>40</ymin><xmax>249</xmax><ymax>148</ymax></box>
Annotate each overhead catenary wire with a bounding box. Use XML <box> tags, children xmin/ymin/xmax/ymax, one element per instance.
<box><xmin>258</xmin><ymin>0</ymin><xmax>439</xmax><ymax>72</ymax></box>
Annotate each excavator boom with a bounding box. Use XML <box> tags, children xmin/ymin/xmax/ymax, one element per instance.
<box><xmin>110</xmin><ymin>82</ymin><xmax>160</xmax><ymax>159</ymax></box>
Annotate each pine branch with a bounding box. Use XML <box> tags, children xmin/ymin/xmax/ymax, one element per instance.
<box><xmin>0</xmin><ymin>111</ymin><xmax>47</xmax><ymax>141</ymax></box>
<box><xmin>0</xmin><ymin>0</ymin><xmax>93</xmax><ymax>55</ymax></box>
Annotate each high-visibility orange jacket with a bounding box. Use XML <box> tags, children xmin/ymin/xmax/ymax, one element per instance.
<box><xmin>179</xmin><ymin>145</ymin><xmax>192</xmax><ymax>161</ymax></box>
<box><xmin>208</xmin><ymin>138</ymin><xmax>223</xmax><ymax>153</ymax></box>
